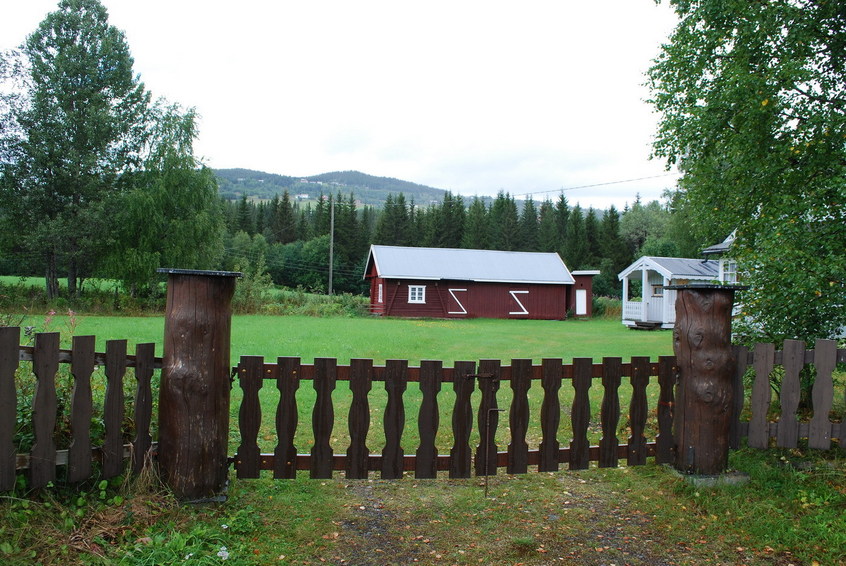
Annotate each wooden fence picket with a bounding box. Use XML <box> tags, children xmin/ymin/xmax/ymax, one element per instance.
<box><xmin>68</xmin><ymin>335</ymin><xmax>95</xmax><ymax>482</ymax></box>
<box><xmin>274</xmin><ymin>357</ymin><xmax>300</xmax><ymax>479</ymax></box>
<box><xmin>30</xmin><ymin>332</ymin><xmax>60</xmax><ymax>489</ymax></box>
<box><xmin>236</xmin><ymin>356</ymin><xmax>264</xmax><ymax>479</ymax></box>
<box><xmin>347</xmin><ymin>358</ymin><xmax>372</xmax><ymax>479</ymax></box>
<box><xmin>416</xmin><ymin>360</ymin><xmax>442</xmax><ymax>479</ymax></box>
<box><xmin>655</xmin><ymin>355</ymin><xmax>676</xmax><ymax>463</ymax></box>
<box><xmin>132</xmin><ymin>343</ymin><xmax>156</xmax><ymax>475</ymax></box>
<box><xmin>808</xmin><ymin>339</ymin><xmax>837</xmax><ymax>450</ymax></box>
<box><xmin>569</xmin><ymin>358</ymin><xmax>592</xmax><ymax>470</ymax></box>
<box><xmin>0</xmin><ymin>326</ymin><xmax>19</xmax><ymax>492</ymax></box>
<box><xmin>538</xmin><ymin>358</ymin><xmax>562</xmax><ymax>472</ymax></box>
<box><xmin>449</xmin><ymin>361</ymin><xmax>475</xmax><ymax>479</ymax></box>
<box><xmin>777</xmin><ymin>340</ymin><xmax>805</xmax><ymax>448</ymax></box>
<box><xmin>507</xmin><ymin>359</ymin><xmax>531</xmax><ymax>474</ymax></box>
<box><xmin>599</xmin><ymin>357</ymin><xmax>622</xmax><ymax>468</ymax></box>
<box><xmin>381</xmin><ymin>359</ymin><xmax>407</xmax><ymax>479</ymax></box>
<box><xmin>311</xmin><ymin>358</ymin><xmax>336</xmax><ymax>479</ymax></box>
<box><xmin>475</xmin><ymin>359</ymin><xmax>501</xmax><ymax>476</ymax></box>
<box><xmin>102</xmin><ymin>340</ymin><xmax>127</xmax><ymax>479</ymax></box>
<box><xmin>627</xmin><ymin>356</ymin><xmax>650</xmax><ymax>466</ymax></box>
<box><xmin>748</xmin><ymin>342</ymin><xmax>775</xmax><ymax>448</ymax></box>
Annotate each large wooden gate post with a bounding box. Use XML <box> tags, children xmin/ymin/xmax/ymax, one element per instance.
<box><xmin>668</xmin><ymin>284</ymin><xmax>744</xmax><ymax>475</ymax></box>
<box><xmin>157</xmin><ymin>269</ymin><xmax>240</xmax><ymax>500</ymax></box>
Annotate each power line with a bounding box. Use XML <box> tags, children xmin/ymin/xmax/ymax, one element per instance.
<box><xmin>513</xmin><ymin>173</ymin><xmax>679</xmax><ymax>200</ymax></box>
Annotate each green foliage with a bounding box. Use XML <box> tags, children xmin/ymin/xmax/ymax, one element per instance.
<box><xmin>649</xmin><ymin>0</ymin><xmax>846</xmax><ymax>343</ymax></box>
<box><xmin>0</xmin><ymin>0</ymin><xmax>151</xmax><ymax>298</ymax></box>
<box><xmin>0</xmin><ymin>0</ymin><xmax>223</xmax><ymax>300</ymax></box>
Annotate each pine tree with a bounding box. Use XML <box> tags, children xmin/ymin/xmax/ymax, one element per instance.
<box><xmin>518</xmin><ymin>197</ymin><xmax>539</xmax><ymax>251</ymax></box>
<box><xmin>461</xmin><ymin>197</ymin><xmax>489</xmax><ymax>249</ymax></box>
<box><xmin>537</xmin><ymin>199</ymin><xmax>559</xmax><ymax>252</ymax></box>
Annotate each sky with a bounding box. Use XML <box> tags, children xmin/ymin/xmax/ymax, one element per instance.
<box><xmin>1</xmin><ymin>0</ymin><xmax>681</xmax><ymax>209</ymax></box>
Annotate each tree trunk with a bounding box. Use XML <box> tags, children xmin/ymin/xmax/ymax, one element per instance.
<box><xmin>672</xmin><ymin>285</ymin><xmax>739</xmax><ymax>475</ymax></box>
<box><xmin>45</xmin><ymin>252</ymin><xmax>59</xmax><ymax>300</ymax></box>
<box><xmin>67</xmin><ymin>257</ymin><xmax>78</xmax><ymax>298</ymax></box>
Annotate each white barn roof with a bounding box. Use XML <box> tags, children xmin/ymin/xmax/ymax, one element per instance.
<box><xmin>618</xmin><ymin>256</ymin><xmax>719</xmax><ymax>281</ymax></box>
<box><xmin>366</xmin><ymin>245</ymin><xmax>575</xmax><ymax>285</ymax></box>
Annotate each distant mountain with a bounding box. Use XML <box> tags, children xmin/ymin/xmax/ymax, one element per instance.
<box><xmin>214</xmin><ymin>168</ymin><xmax>448</xmax><ymax>206</ymax></box>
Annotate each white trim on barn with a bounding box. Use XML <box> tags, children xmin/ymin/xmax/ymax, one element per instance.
<box><xmin>617</xmin><ymin>256</ymin><xmax>720</xmax><ymax>329</ymax></box>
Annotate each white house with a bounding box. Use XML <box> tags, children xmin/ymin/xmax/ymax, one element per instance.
<box><xmin>618</xmin><ymin>256</ymin><xmax>722</xmax><ymax>329</ymax></box>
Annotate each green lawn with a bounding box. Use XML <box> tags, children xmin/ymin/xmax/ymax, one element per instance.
<box><xmin>16</xmin><ymin>313</ymin><xmax>673</xmax><ymax>364</ymax></box>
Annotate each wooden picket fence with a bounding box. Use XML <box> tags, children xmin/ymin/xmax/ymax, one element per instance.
<box><xmin>1</xmin><ymin>325</ymin><xmax>843</xmax><ymax>491</ymax></box>
<box><xmin>232</xmin><ymin>339</ymin><xmax>845</xmax><ymax>480</ymax></box>
<box><xmin>0</xmin><ymin>327</ymin><xmax>160</xmax><ymax>491</ymax></box>
<box><xmin>734</xmin><ymin>339</ymin><xmax>846</xmax><ymax>450</ymax></box>
<box><xmin>232</xmin><ymin>355</ymin><xmax>678</xmax><ymax>479</ymax></box>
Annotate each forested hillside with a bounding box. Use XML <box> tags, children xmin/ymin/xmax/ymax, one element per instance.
<box><xmin>215</xmin><ymin>168</ymin><xmax>448</xmax><ymax>205</ymax></box>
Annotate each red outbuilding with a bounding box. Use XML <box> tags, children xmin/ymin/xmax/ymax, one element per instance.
<box><xmin>364</xmin><ymin>245</ymin><xmax>597</xmax><ymax>320</ymax></box>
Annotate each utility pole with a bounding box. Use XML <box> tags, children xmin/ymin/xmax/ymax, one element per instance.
<box><xmin>328</xmin><ymin>195</ymin><xmax>334</xmax><ymax>295</ymax></box>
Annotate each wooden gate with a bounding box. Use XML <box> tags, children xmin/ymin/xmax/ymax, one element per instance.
<box><xmin>231</xmin><ymin>356</ymin><xmax>678</xmax><ymax>479</ymax></box>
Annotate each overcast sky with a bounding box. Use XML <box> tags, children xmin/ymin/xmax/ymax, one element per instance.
<box><xmin>2</xmin><ymin>0</ymin><xmax>681</xmax><ymax>209</ymax></box>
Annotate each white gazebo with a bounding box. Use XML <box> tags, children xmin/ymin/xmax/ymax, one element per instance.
<box><xmin>618</xmin><ymin>256</ymin><xmax>720</xmax><ymax>329</ymax></box>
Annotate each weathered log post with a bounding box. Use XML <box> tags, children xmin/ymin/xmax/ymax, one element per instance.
<box><xmin>157</xmin><ymin>269</ymin><xmax>241</xmax><ymax>500</ymax></box>
<box><xmin>667</xmin><ymin>283</ymin><xmax>745</xmax><ymax>475</ymax></box>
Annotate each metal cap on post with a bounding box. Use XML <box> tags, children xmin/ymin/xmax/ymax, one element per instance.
<box><xmin>666</xmin><ymin>283</ymin><xmax>747</xmax><ymax>476</ymax></box>
<box><xmin>156</xmin><ymin>268</ymin><xmax>241</xmax><ymax>501</ymax></box>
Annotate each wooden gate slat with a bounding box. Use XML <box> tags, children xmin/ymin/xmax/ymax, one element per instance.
<box><xmin>382</xmin><ymin>359</ymin><xmax>407</xmax><ymax>479</ymax></box>
<box><xmin>346</xmin><ymin>358</ymin><xmax>373</xmax><ymax>479</ymax></box>
<box><xmin>274</xmin><ymin>357</ymin><xmax>301</xmax><ymax>479</ymax></box>
<box><xmin>0</xmin><ymin>327</ymin><xmax>20</xmax><ymax>491</ymax></box>
<box><xmin>102</xmin><ymin>340</ymin><xmax>127</xmax><ymax>479</ymax></box>
<box><xmin>729</xmin><ymin>346</ymin><xmax>748</xmax><ymax>450</ymax></box>
<box><xmin>655</xmin><ymin>356</ymin><xmax>676</xmax><ymax>463</ymax></box>
<box><xmin>449</xmin><ymin>361</ymin><xmax>475</xmax><ymax>478</ymax></box>
<box><xmin>475</xmin><ymin>359</ymin><xmax>501</xmax><ymax>476</ymax></box>
<box><xmin>236</xmin><ymin>356</ymin><xmax>264</xmax><ymax>478</ymax></box>
<box><xmin>31</xmin><ymin>332</ymin><xmax>60</xmax><ymax>489</ymax></box>
<box><xmin>538</xmin><ymin>358</ymin><xmax>562</xmax><ymax>472</ymax></box>
<box><xmin>569</xmin><ymin>358</ymin><xmax>592</xmax><ymax>470</ymax></box>
<box><xmin>809</xmin><ymin>340</ymin><xmax>837</xmax><ymax>449</ymax></box>
<box><xmin>416</xmin><ymin>360</ymin><xmax>442</xmax><ymax>479</ymax></box>
<box><xmin>748</xmin><ymin>342</ymin><xmax>775</xmax><ymax>448</ymax></box>
<box><xmin>311</xmin><ymin>358</ymin><xmax>336</xmax><ymax>479</ymax></box>
<box><xmin>599</xmin><ymin>357</ymin><xmax>622</xmax><ymax>468</ymax></box>
<box><xmin>68</xmin><ymin>336</ymin><xmax>95</xmax><ymax>482</ymax></box>
<box><xmin>627</xmin><ymin>356</ymin><xmax>649</xmax><ymax>466</ymax></box>
<box><xmin>507</xmin><ymin>359</ymin><xmax>531</xmax><ymax>474</ymax></box>
<box><xmin>777</xmin><ymin>340</ymin><xmax>805</xmax><ymax>448</ymax></box>
<box><xmin>132</xmin><ymin>343</ymin><xmax>155</xmax><ymax>475</ymax></box>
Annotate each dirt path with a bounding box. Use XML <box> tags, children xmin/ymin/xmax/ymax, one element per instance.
<box><xmin>314</xmin><ymin>473</ymin><xmax>800</xmax><ymax>566</ymax></box>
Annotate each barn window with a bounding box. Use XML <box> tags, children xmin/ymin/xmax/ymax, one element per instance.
<box><xmin>408</xmin><ymin>285</ymin><xmax>426</xmax><ymax>304</ymax></box>
<box><xmin>378</xmin><ymin>283</ymin><xmax>383</xmax><ymax>303</ymax></box>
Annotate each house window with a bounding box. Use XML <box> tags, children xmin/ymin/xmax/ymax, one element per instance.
<box><xmin>652</xmin><ymin>285</ymin><xmax>664</xmax><ymax>297</ymax></box>
<box><xmin>722</xmin><ymin>261</ymin><xmax>738</xmax><ymax>283</ymax></box>
<box><xmin>377</xmin><ymin>283</ymin><xmax>383</xmax><ymax>303</ymax></box>
<box><xmin>408</xmin><ymin>285</ymin><xmax>426</xmax><ymax>304</ymax></box>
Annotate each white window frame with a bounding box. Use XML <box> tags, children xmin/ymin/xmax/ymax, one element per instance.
<box><xmin>408</xmin><ymin>285</ymin><xmax>426</xmax><ymax>304</ymax></box>
<box><xmin>377</xmin><ymin>283</ymin><xmax>383</xmax><ymax>303</ymax></box>
<box><xmin>508</xmin><ymin>290</ymin><xmax>529</xmax><ymax>315</ymax></box>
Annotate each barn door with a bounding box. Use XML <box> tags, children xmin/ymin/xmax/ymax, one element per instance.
<box><xmin>447</xmin><ymin>288</ymin><xmax>468</xmax><ymax>315</ymax></box>
<box><xmin>575</xmin><ymin>289</ymin><xmax>587</xmax><ymax>316</ymax></box>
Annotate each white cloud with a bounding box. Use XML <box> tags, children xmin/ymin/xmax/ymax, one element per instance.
<box><xmin>1</xmin><ymin>0</ymin><xmax>680</xmax><ymax>208</ymax></box>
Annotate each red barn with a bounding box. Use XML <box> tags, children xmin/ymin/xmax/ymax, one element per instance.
<box><xmin>364</xmin><ymin>245</ymin><xmax>595</xmax><ymax>320</ymax></box>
